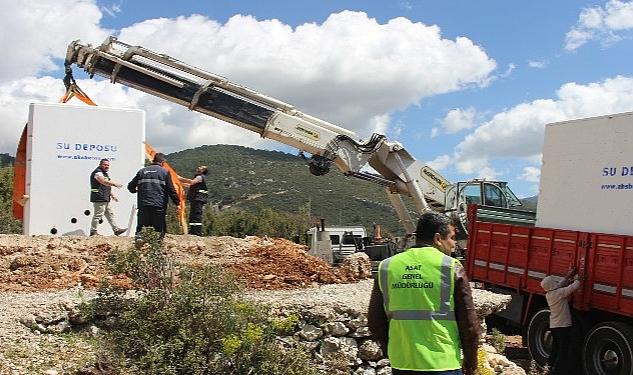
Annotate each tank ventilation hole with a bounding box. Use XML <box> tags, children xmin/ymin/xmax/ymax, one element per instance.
<box><xmin>99</xmin><ymin>219</ymin><xmax>104</xmax><ymax>224</ymax></box>
<box><xmin>84</xmin><ymin>210</ymin><xmax>91</xmax><ymax>216</ymax></box>
<box><xmin>71</xmin><ymin>218</ymin><xmax>78</xmax><ymax>224</ymax></box>
<box><xmin>50</xmin><ymin>228</ymin><xmax>58</xmax><ymax>235</ymax></box>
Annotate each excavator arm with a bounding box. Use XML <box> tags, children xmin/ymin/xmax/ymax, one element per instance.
<box><xmin>64</xmin><ymin>36</ymin><xmax>453</xmax><ymax>234</ymax></box>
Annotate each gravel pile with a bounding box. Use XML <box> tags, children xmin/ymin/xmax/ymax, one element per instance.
<box><xmin>0</xmin><ymin>288</ymin><xmax>96</xmax><ymax>374</ymax></box>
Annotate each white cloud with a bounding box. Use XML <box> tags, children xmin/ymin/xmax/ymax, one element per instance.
<box><xmin>528</xmin><ymin>60</ymin><xmax>547</xmax><ymax>69</ymax></box>
<box><xmin>0</xmin><ymin>9</ymin><xmax>498</xmax><ymax>155</ymax></box>
<box><xmin>0</xmin><ymin>77</ymin><xmax>61</xmax><ymax>153</ymax></box>
<box><xmin>400</xmin><ymin>1</ymin><xmax>413</xmax><ymax>11</ymax></box>
<box><xmin>519</xmin><ymin>166</ymin><xmax>541</xmax><ymax>183</ymax></box>
<box><xmin>438</xmin><ymin>107</ymin><xmax>477</xmax><ymax>135</ymax></box>
<box><xmin>101</xmin><ymin>2</ymin><xmax>122</xmax><ymax>18</ymax></box>
<box><xmin>452</xmin><ymin>75</ymin><xmax>633</xmax><ymax>175</ymax></box>
<box><xmin>0</xmin><ymin>0</ymin><xmax>110</xmax><ymax>82</ymax></box>
<box><xmin>565</xmin><ymin>0</ymin><xmax>633</xmax><ymax>51</ymax></box>
<box><xmin>368</xmin><ymin>114</ymin><xmax>392</xmax><ymax>136</ymax></box>
<box><xmin>426</xmin><ymin>154</ymin><xmax>452</xmax><ymax>171</ymax></box>
<box><xmin>478</xmin><ymin>166</ymin><xmax>500</xmax><ymax>180</ymax></box>
<box><xmin>498</xmin><ymin>63</ymin><xmax>516</xmax><ymax>79</ymax></box>
<box><xmin>115</xmin><ymin>12</ymin><xmax>496</xmax><ymax>135</ymax></box>
<box><xmin>0</xmin><ymin>77</ymin><xmax>272</xmax><ymax>154</ymax></box>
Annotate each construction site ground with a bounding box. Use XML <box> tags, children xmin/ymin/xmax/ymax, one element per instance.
<box><xmin>0</xmin><ymin>234</ymin><xmax>368</xmax><ymax>293</ymax></box>
<box><xmin>0</xmin><ymin>234</ymin><xmax>541</xmax><ymax>374</ymax></box>
<box><xmin>0</xmin><ymin>233</ymin><xmax>374</xmax><ymax>374</ymax></box>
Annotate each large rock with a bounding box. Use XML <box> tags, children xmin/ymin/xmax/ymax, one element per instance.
<box><xmin>359</xmin><ymin>340</ymin><xmax>383</xmax><ymax>361</ymax></box>
<box><xmin>471</xmin><ymin>287</ymin><xmax>512</xmax><ymax>318</ymax></box>
<box><xmin>298</xmin><ymin>324</ymin><xmax>324</xmax><ymax>341</ymax></box>
<box><xmin>338</xmin><ymin>253</ymin><xmax>372</xmax><ymax>279</ymax></box>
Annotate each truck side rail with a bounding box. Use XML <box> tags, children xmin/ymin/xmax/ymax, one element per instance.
<box><xmin>466</xmin><ymin>204</ymin><xmax>536</xmax><ymax>227</ymax></box>
<box><xmin>466</xmin><ymin>203</ymin><xmax>633</xmax><ymax>319</ymax></box>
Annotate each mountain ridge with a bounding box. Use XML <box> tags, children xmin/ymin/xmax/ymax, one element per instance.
<box><xmin>165</xmin><ymin>145</ymin><xmax>537</xmax><ymax>236</ymax></box>
<box><xmin>166</xmin><ymin>144</ymin><xmax>406</xmax><ymax>235</ymax></box>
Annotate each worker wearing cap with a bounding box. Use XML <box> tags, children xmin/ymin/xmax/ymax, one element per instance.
<box><xmin>127</xmin><ymin>153</ymin><xmax>180</xmax><ymax>241</ymax></box>
<box><xmin>368</xmin><ymin>211</ymin><xmax>479</xmax><ymax>375</ymax></box>
<box><xmin>540</xmin><ymin>267</ymin><xmax>582</xmax><ymax>375</ymax></box>
<box><xmin>177</xmin><ymin>166</ymin><xmax>209</xmax><ymax>236</ymax></box>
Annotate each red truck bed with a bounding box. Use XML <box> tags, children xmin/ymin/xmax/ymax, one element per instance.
<box><xmin>466</xmin><ymin>205</ymin><xmax>633</xmax><ymax>319</ymax></box>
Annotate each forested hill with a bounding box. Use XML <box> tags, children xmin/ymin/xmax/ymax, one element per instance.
<box><xmin>166</xmin><ymin>145</ymin><xmax>539</xmax><ymax>237</ymax></box>
<box><xmin>167</xmin><ymin>145</ymin><xmax>407</xmax><ymax>236</ymax></box>
<box><xmin>0</xmin><ymin>154</ymin><xmax>14</xmax><ymax>167</ymax></box>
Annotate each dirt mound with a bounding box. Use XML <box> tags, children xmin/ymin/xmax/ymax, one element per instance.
<box><xmin>0</xmin><ymin>234</ymin><xmax>371</xmax><ymax>292</ymax></box>
<box><xmin>230</xmin><ymin>238</ymin><xmax>341</xmax><ymax>289</ymax></box>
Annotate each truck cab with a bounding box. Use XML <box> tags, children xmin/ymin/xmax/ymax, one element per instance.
<box><xmin>443</xmin><ymin>180</ymin><xmax>524</xmax><ymax>240</ymax></box>
<box><xmin>306</xmin><ymin>226</ymin><xmax>366</xmax><ymax>264</ymax></box>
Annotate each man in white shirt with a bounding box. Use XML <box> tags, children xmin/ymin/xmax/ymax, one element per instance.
<box><xmin>540</xmin><ymin>267</ymin><xmax>582</xmax><ymax>375</ymax></box>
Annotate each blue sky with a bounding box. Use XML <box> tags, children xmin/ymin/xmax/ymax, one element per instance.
<box><xmin>2</xmin><ymin>0</ymin><xmax>633</xmax><ymax>198</ymax></box>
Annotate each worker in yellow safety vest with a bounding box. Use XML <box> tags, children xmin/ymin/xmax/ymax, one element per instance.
<box><xmin>368</xmin><ymin>211</ymin><xmax>479</xmax><ymax>375</ymax></box>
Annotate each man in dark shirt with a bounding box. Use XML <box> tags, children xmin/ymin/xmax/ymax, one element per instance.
<box><xmin>127</xmin><ymin>153</ymin><xmax>180</xmax><ymax>241</ymax></box>
<box><xmin>367</xmin><ymin>212</ymin><xmax>479</xmax><ymax>375</ymax></box>
<box><xmin>178</xmin><ymin>165</ymin><xmax>209</xmax><ymax>236</ymax></box>
<box><xmin>89</xmin><ymin>158</ymin><xmax>126</xmax><ymax>236</ymax></box>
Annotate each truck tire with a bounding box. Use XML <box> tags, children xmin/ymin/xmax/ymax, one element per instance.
<box><xmin>583</xmin><ymin>321</ymin><xmax>633</xmax><ymax>375</ymax></box>
<box><xmin>527</xmin><ymin>308</ymin><xmax>552</xmax><ymax>368</ymax></box>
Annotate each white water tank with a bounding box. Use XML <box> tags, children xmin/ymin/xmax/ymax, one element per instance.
<box><xmin>536</xmin><ymin>111</ymin><xmax>633</xmax><ymax>235</ymax></box>
<box><xmin>24</xmin><ymin>103</ymin><xmax>145</xmax><ymax>236</ymax></box>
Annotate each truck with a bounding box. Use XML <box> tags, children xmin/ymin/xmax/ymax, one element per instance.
<box><xmin>58</xmin><ymin>36</ymin><xmax>524</xmax><ymax>246</ymax></box>
<box><xmin>306</xmin><ymin>224</ymin><xmax>367</xmax><ymax>264</ymax></box>
<box><xmin>466</xmin><ymin>112</ymin><xmax>633</xmax><ymax>375</ymax></box>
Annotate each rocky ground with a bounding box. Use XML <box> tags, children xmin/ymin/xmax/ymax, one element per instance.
<box><xmin>0</xmin><ymin>234</ymin><xmax>541</xmax><ymax>374</ymax></box>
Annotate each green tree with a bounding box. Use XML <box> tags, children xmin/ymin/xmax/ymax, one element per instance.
<box><xmin>0</xmin><ymin>166</ymin><xmax>22</xmax><ymax>234</ymax></box>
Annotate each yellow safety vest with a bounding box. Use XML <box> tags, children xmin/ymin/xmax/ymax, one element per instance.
<box><xmin>378</xmin><ymin>247</ymin><xmax>461</xmax><ymax>371</ymax></box>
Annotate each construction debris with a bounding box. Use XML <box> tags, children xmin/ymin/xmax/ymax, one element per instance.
<box><xmin>0</xmin><ymin>234</ymin><xmax>372</xmax><ymax>292</ymax></box>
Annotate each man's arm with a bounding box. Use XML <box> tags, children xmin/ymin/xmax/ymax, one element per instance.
<box><xmin>557</xmin><ymin>266</ymin><xmax>578</xmax><ymax>288</ymax></box>
<box><xmin>367</xmin><ymin>277</ymin><xmax>389</xmax><ymax>350</ymax></box>
<box><xmin>127</xmin><ymin>172</ymin><xmax>139</xmax><ymax>194</ymax></box>
<box><xmin>95</xmin><ymin>174</ymin><xmax>122</xmax><ymax>188</ymax></box>
<box><xmin>454</xmin><ymin>264</ymin><xmax>479</xmax><ymax>375</ymax></box>
<box><xmin>177</xmin><ymin>175</ymin><xmax>201</xmax><ymax>186</ymax></box>
<box><xmin>558</xmin><ymin>279</ymin><xmax>582</xmax><ymax>299</ymax></box>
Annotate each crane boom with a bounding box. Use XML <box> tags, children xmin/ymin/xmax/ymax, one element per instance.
<box><xmin>64</xmin><ymin>36</ymin><xmax>502</xmax><ymax>236</ymax></box>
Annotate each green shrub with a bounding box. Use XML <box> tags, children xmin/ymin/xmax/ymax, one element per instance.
<box><xmin>271</xmin><ymin>314</ymin><xmax>300</xmax><ymax>335</ymax></box>
<box><xmin>107</xmin><ymin>227</ymin><xmax>174</xmax><ymax>290</ymax></box>
<box><xmin>490</xmin><ymin>327</ymin><xmax>506</xmax><ymax>353</ymax></box>
<box><xmin>83</xmin><ymin>229</ymin><xmax>317</xmax><ymax>375</ymax></box>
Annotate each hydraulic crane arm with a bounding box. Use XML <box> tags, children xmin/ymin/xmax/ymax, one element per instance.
<box><xmin>65</xmin><ymin>36</ymin><xmax>451</xmax><ymax>234</ymax></box>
